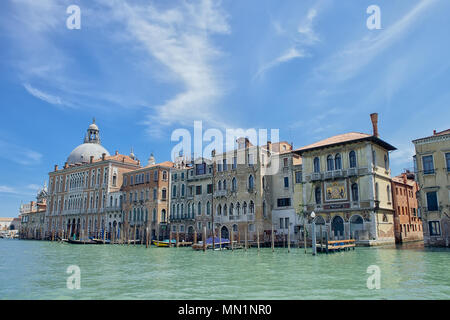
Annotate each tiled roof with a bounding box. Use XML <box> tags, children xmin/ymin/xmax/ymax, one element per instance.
<box><xmin>434</xmin><ymin>129</ymin><xmax>450</xmax><ymax>136</ymax></box>
<box><xmin>294</xmin><ymin>132</ymin><xmax>396</xmax><ymax>154</ymax></box>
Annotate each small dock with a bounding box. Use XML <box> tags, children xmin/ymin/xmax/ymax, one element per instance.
<box><xmin>316</xmin><ymin>239</ymin><xmax>356</xmax><ymax>253</ymax></box>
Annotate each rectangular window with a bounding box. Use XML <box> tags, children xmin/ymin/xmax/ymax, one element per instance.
<box><xmin>223</xmin><ymin>159</ymin><xmax>227</xmax><ymax>171</ymax></box>
<box><xmin>429</xmin><ymin>221</ymin><xmax>441</xmax><ymax>236</ymax></box>
<box><xmin>426</xmin><ymin>191</ymin><xmax>438</xmax><ymax>211</ymax></box>
<box><xmin>196</xmin><ymin>163</ymin><xmax>206</xmax><ymax>175</ymax></box>
<box><xmin>285</xmin><ymin>217</ymin><xmax>289</xmax><ymax>229</ymax></box>
<box><xmin>446</xmin><ymin>153</ymin><xmax>450</xmax><ymax>172</ymax></box>
<box><xmin>196</xmin><ymin>186</ymin><xmax>202</xmax><ymax>195</ymax></box>
<box><xmin>284</xmin><ymin>177</ymin><xmax>289</xmax><ymax>188</ymax></box>
<box><xmin>422</xmin><ymin>155</ymin><xmax>434</xmax><ymax>174</ymax></box>
<box><xmin>207</xmin><ymin>184</ymin><xmax>213</xmax><ymax>194</ymax></box>
<box><xmin>232</xmin><ymin>157</ymin><xmax>237</xmax><ymax>169</ymax></box>
<box><xmin>280</xmin><ymin>218</ymin><xmax>284</xmax><ymax>229</ymax></box>
<box><xmin>295</xmin><ymin>171</ymin><xmax>302</xmax><ymax>183</ymax></box>
<box><xmin>217</xmin><ymin>163</ymin><xmax>222</xmax><ymax>172</ymax></box>
<box><xmin>277</xmin><ymin>198</ymin><xmax>291</xmax><ymax>207</ymax></box>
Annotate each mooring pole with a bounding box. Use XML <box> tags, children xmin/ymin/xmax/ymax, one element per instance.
<box><xmin>312</xmin><ymin>222</ymin><xmax>317</xmax><ymax>256</ymax></box>
<box><xmin>271</xmin><ymin>224</ymin><xmax>274</xmax><ymax>252</ymax></box>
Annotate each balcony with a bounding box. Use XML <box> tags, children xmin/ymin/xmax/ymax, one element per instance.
<box><xmin>214</xmin><ymin>190</ymin><xmax>227</xmax><ymax>197</ymax></box>
<box><xmin>332</xmin><ymin>169</ymin><xmax>344</xmax><ymax>178</ymax></box>
<box><xmin>324</xmin><ymin>171</ymin><xmax>333</xmax><ymax>180</ymax></box>
<box><xmin>347</xmin><ymin>167</ymin><xmax>358</xmax><ymax>176</ymax></box>
<box><xmin>311</xmin><ymin>172</ymin><xmax>321</xmax><ymax>181</ymax></box>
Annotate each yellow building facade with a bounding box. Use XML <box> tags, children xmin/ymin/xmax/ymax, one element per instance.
<box><xmin>294</xmin><ymin>114</ymin><xmax>397</xmax><ymax>246</ymax></box>
<box><xmin>412</xmin><ymin>129</ymin><xmax>450</xmax><ymax>247</ymax></box>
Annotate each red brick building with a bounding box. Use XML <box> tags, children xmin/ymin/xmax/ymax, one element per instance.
<box><xmin>391</xmin><ymin>171</ymin><xmax>423</xmax><ymax>243</ymax></box>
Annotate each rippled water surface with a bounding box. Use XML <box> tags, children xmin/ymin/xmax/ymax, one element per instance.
<box><xmin>0</xmin><ymin>239</ymin><xmax>449</xmax><ymax>299</ymax></box>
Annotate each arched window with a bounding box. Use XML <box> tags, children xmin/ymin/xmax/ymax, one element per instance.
<box><xmin>198</xmin><ymin>202</ymin><xmax>202</xmax><ymax>215</ymax></box>
<box><xmin>327</xmin><ymin>155</ymin><xmax>334</xmax><ymax>171</ymax></box>
<box><xmin>229</xmin><ymin>203</ymin><xmax>234</xmax><ymax>216</ymax></box>
<box><xmin>218</xmin><ymin>180</ymin><xmax>222</xmax><ymax>190</ymax></box>
<box><xmin>172</xmin><ymin>185</ymin><xmax>177</xmax><ymax>197</ymax></box>
<box><xmin>161</xmin><ymin>188</ymin><xmax>166</xmax><ymax>200</ymax></box>
<box><xmin>335</xmin><ymin>153</ymin><xmax>342</xmax><ymax>170</ymax></box>
<box><xmin>248</xmin><ymin>175</ymin><xmax>254</xmax><ymax>190</ymax></box>
<box><xmin>351</xmin><ymin>183</ymin><xmax>359</xmax><ymax>202</ymax></box>
<box><xmin>232</xmin><ymin>178</ymin><xmax>237</xmax><ymax>191</ymax></box>
<box><xmin>243</xmin><ymin>202</ymin><xmax>247</xmax><ymax>215</ymax></box>
<box><xmin>313</xmin><ymin>157</ymin><xmax>320</xmax><ymax>173</ymax></box>
<box><xmin>181</xmin><ymin>204</ymin><xmax>184</xmax><ymax>217</ymax></box>
<box><xmin>236</xmin><ymin>202</ymin><xmax>240</xmax><ymax>215</ymax></box>
<box><xmin>162</xmin><ymin>171</ymin><xmax>167</xmax><ymax>180</ymax></box>
<box><xmin>223</xmin><ymin>179</ymin><xmax>227</xmax><ymax>190</ymax></box>
<box><xmin>349</xmin><ymin>150</ymin><xmax>357</xmax><ymax>168</ymax></box>
<box><xmin>172</xmin><ymin>204</ymin><xmax>175</xmax><ymax>218</ymax></box>
<box><xmin>217</xmin><ymin>204</ymin><xmax>222</xmax><ymax>215</ymax></box>
<box><xmin>387</xmin><ymin>186</ymin><xmax>391</xmax><ymax>202</ymax></box>
<box><xmin>161</xmin><ymin>209</ymin><xmax>166</xmax><ymax>222</ymax></box>
<box><xmin>223</xmin><ymin>204</ymin><xmax>227</xmax><ymax>216</ymax></box>
<box><xmin>206</xmin><ymin>201</ymin><xmax>211</xmax><ymax>215</ymax></box>
<box><xmin>384</xmin><ymin>154</ymin><xmax>389</xmax><ymax>170</ymax></box>
<box><xmin>315</xmin><ymin>187</ymin><xmax>321</xmax><ymax>204</ymax></box>
<box><xmin>249</xmin><ymin>201</ymin><xmax>254</xmax><ymax>214</ymax></box>
<box><xmin>176</xmin><ymin>204</ymin><xmax>180</xmax><ymax>218</ymax></box>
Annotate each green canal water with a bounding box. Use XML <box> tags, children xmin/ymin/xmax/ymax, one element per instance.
<box><xmin>0</xmin><ymin>239</ymin><xmax>449</xmax><ymax>300</ymax></box>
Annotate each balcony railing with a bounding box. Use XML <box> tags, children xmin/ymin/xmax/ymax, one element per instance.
<box><xmin>347</xmin><ymin>167</ymin><xmax>358</xmax><ymax>176</ymax></box>
<box><xmin>324</xmin><ymin>171</ymin><xmax>333</xmax><ymax>180</ymax></box>
<box><xmin>332</xmin><ymin>169</ymin><xmax>344</xmax><ymax>178</ymax></box>
<box><xmin>311</xmin><ymin>172</ymin><xmax>321</xmax><ymax>181</ymax></box>
<box><xmin>214</xmin><ymin>190</ymin><xmax>227</xmax><ymax>197</ymax></box>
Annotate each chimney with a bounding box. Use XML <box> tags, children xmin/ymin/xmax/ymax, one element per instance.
<box><xmin>433</xmin><ymin>130</ymin><xmax>436</xmax><ymax>135</ymax></box>
<box><xmin>54</xmin><ymin>165</ymin><xmax>58</xmax><ymax>172</ymax></box>
<box><xmin>370</xmin><ymin>113</ymin><xmax>379</xmax><ymax>137</ymax></box>
<box><xmin>90</xmin><ymin>156</ymin><xmax>94</xmax><ymax>164</ymax></box>
<box><xmin>64</xmin><ymin>162</ymin><xmax>68</xmax><ymax>169</ymax></box>
<box><xmin>267</xmin><ymin>141</ymin><xmax>272</xmax><ymax>151</ymax></box>
<box><xmin>102</xmin><ymin>153</ymin><xmax>106</xmax><ymax>161</ymax></box>
<box><xmin>115</xmin><ymin>150</ymin><xmax>119</xmax><ymax>156</ymax></box>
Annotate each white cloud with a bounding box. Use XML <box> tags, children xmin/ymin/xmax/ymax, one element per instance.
<box><xmin>103</xmin><ymin>0</ymin><xmax>232</xmax><ymax>135</ymax></box>
<box><xmin>297</xmin><ymin>8</ymin><xmax>319</xmax><ymax>45</ymax></box>
<box><xmin>0</xmin><ymin>186</ymin><xmax>18</xmax><ymax>194</ymax></box>
<box><xmin>0</xmin><ymin>140</ymin><xmax>43</xmax><ymax>166</ymax></box>
<box><xmin>23</xmin><ymin>83</ymin><xmax>65</xmax><ymax>106</ymax></box>
<box><xmin>255</xmin><ymin>6</ymin><xmax>320</xmax><ymax>80</ymax></box>
<box><xmin>315</xmin><ymin>0</ymin><xmax>438</xmax><ymax>83</ymax></box>
<box><xmin>254</xmin><ymin>48</ymin><xmax>307</xmax><ymax>80</ymax></box>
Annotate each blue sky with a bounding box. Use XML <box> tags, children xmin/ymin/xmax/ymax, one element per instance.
<box><xmin>1</xmin><ymin>0</ymin><xmax>449</xmax><ymax>217</ymax></box>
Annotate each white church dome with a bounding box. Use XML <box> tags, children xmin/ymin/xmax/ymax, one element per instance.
<box><xmin>67</xmin><ymin>119</ymin><xmax>110</xmax><ymax>164</ymax></box>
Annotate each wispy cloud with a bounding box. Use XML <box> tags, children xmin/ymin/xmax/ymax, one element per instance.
<box><xmin>0</xmin><ymin>140</ymin><xmax>42</xmax><ymax>166</ymax></box>
<box><xmin>254</xmin><ymin>48</ymin><xmax>307</xmax><ymax>80</ymax></box>
<box><xmin>103</xmin><ymin>0</ymin><xmax>232</xmax><ymax>136</ymax></box>
<box><xmin>314</xmin><ymin>0</ymin><xmax>438</xmax><ymax>83</ymax></box>
<box><xmin>23</xmin><ymin>83</ymin><xmax>66</xmax><ymax>107</ymax></box>
<box><xmin>255</xmin><ymin>7</ymin><xmax>320</xmax><ymax>80</ymax></box>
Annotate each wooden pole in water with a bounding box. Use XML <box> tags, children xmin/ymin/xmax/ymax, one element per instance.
<box><xmin>257</xmin><ymin>227</ymin><xmax>260</xmax><ymax>253</ymax></box>
<box><xmin>288</xmin><ymin>226</ymin><xmax>291</xmax><ymax>253</ymax></box>
<box><xmin>133</xmin><ymin>224</ymin><xmax>137</xmax><ymax>246</ymax></box>
<box><xmin>169</xmin><ymin>231</ymin><xmax>173</xmax><ymax>248</ymax></box>
<box><xmin>271</xmin><ymin>224</ymin><xmax>274</xmax><ymax>252</ymax></box>
<box><xmin>320</xmin><ymin>225</ymin><xmax>323</xmax><ymax>253</ymax></box>
<box><xmin>202</xmin><ymin>226</ymin><xmax>207</xmax><ymax>252</ymax></box>
<box><xmin>231</xmin><ymin>228</ymin><xmax>234</xmax><ymax>251</ymax></box>
<box><xmin>146</xmin><ymin>225</ymin><xmax>149</xmax><ymax>248</ymax></box>
<box><xmin>304</xmin><ymin>219</ymin><xmax>307</xmax><ymax>254</ymax></box>
<box><xmin>244</xmin><ymin>226</ymin><xmax>248</xmax><ymax>251</ymax></box>
<box><xmin>194</xmin><ymin>230</ymin><xmax>197</xmax><ymax>245</ymax></box>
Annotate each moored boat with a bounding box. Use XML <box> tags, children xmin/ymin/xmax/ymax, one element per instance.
<box><xmin>153</xmin><ymin>239</ymin><xmax>176</xmax><ymax>247</ymax></box>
